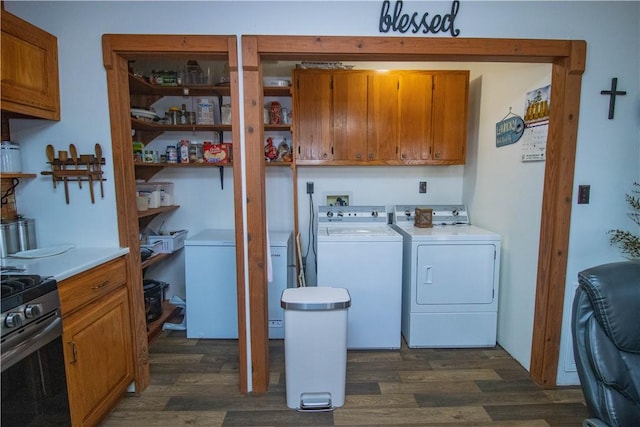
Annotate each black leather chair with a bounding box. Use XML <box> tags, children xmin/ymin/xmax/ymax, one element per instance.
<box><xmin>572</xmin><ymin>261</ymin><xmax>640</xmax><ymax>427</ymax></box>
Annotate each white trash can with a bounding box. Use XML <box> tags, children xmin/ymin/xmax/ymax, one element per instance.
<box><xmin>281</xmin><ymin>286</ymin><xmax>351</xmax><ymax>412</ymax></box>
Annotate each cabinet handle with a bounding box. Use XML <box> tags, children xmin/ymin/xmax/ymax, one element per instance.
<box><xmin>322</xmin><ymin>153</ymin><xmax>328</xmax><ymax>159</ymax></box>
<box><xmin>434</xmin><ymin>152</ymin><xmax>441</xmax><ymax>159</ymax></box>
<box><xmin>91</xmin><ymin>280</ymin><xmax>109</xmax><ymax>290</ymax></box>
<box><xmin>355</xmin><ymin>153</ymin><xmax>362</xmax><ymax>160</ymax></box>
<box><xmin>68</xmin><ymin>341</ymin><xmax>78</xmax><ymax>364</ymax></box>
<box><xmin>368</xmin><ymin>153</ymin><xmax>374</xmax><ymax>160</ymax></box>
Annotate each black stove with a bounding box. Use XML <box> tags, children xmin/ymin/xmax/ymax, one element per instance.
<box><xmin>1</xmin><ymin>274</ymin><xmax>59</xmax><ymax>339</ymax></box>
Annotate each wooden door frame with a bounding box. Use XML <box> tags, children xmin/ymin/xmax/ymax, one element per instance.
<box><xmin>242</xmin><ymin>35</ymin><xmax>586</xmax><ymax>391</ymax></box>
<box><xmin>101</xmin><ymin>35</ymin><xmax>247</xmax><ymax>393</ymax></box>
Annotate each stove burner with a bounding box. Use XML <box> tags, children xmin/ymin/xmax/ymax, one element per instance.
<box><xmin>1</xmin><ymin>275</ymin><xmax>40</xmax><ymax>297</ymax></box>
<box><xmin>1</xmin><ymin>275</ymin><xmax>57</xmax><ymax>314</ymax></box>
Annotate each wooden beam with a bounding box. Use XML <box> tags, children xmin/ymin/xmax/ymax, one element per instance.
<box><xmin>241</xmin><ymin>36</ymin><xmax>270</xmax><ymax>393</ymax></box>
<box><xmin>102</xmin><ymin>47</ymin><xmax>150</xmax><ymax>393</ymax></box>
<box><xmin>531</xmin><ymin>43</ymin><xmax>585</xmax><ymax>387</ymax></box>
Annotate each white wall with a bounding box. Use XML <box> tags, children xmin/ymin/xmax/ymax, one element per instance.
<box><xmin>6</xmin><ymin>1</ymin><xmax>639</xmax><ymax>387</ymax></box>
<box><xmin>464</xmin><ymin>63</ymin><xmax>551</xmax><ymax>371</ymax></box>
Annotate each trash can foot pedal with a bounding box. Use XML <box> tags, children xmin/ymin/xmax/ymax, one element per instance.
<box><xmin>298</xmin><ymin>392</ymin><xmax>334</xmax><ymax>412</ymax></box>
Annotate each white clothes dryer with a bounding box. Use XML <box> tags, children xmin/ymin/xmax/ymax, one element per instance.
<box><xmin>316</xmin><ymin>205</ymin><xmax>403</xmax><ymax>349</ymax></box>
<box><xmin>392</xmin><ymin>205</ymin><xmax>501</xmax><ymax>348</ymax></box>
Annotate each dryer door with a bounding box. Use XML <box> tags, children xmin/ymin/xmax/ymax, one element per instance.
<box><xmin>415</xmin><ymin>243</ymin><xmax>496</xmax><ymax>305</ymax></box>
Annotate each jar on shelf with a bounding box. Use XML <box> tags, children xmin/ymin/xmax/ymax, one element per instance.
<box><xmin>178</xmin><ymin>139</ymin><xmax>190</xmax><ymax>163</ymax></box>
<box><xmin>166</xmin><ymin>145</ymin><xmax>178</xmax><ymax>163</ymax></box>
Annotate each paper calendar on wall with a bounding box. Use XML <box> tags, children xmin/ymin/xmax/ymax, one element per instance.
<box><xmin>521</xmin><ymin>85</ymin><xmax>550</xmax><ymax>162</ymax></box>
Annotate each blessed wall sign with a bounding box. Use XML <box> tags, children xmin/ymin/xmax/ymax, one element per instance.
<box><xmin>379</xmin><ymin>0</ymin><xmax>461</xmax><ymax>37</ymax></box>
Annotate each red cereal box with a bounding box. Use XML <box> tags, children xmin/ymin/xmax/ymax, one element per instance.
<box><xmin>203</xmin><ymin>142</ymin><xmax>230</xmax><ymax>163</ymax></box>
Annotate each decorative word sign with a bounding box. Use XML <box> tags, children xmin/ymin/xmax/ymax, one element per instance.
<box><xmin>379</xmin><ymin>0</ymin><xmax>461</xmax><ymax>37</ymax></box>
<box><xmin>496</xmin><ymin>115</ymin><xmax>525</xmax><ymax>147</ymax></box>
<box><xmin>600</xmin><ymin>77</ymin><xmax>627</xmax><ymax>120</ymax></box>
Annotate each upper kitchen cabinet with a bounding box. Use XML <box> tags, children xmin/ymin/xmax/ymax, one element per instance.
<box><xmin>429</xmin><ymin>71</ymin><xmax>469</xmax><ymax>163</ymax></box>
<box><xmin>1</xmin><ymin>9</ymin><xmax>60</xmax><ymax>120</ymax></box>
<box><xmin>332</xmin><ymin>71</ymin><xmax>368</xmax><ymax>161</ymax></box>
<box><xmin>293</xmin><ymin>69</ymin><xmax>469</xmax><ymax>166</ymax></box>
<box><xmin>294</xmin><ymin>69</ymin><xmax>368</xmax><ymax>163</ymax></box>
<box><xmin>293</xmin><ymin>70</ymin><xmax>333</xmax><ymax>162</ymax></box>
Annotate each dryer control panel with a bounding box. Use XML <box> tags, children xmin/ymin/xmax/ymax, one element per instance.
<box><xmin>394</xmin><ymin>205</ymin><xmax>470</xmax><ymax>226</ymax></box>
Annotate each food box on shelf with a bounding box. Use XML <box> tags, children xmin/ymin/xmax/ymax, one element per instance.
<box><xmin>136</xmin><ymin>182</ymin><xmax>174</xmax><ymax>207</ymax></box>
<box><xmin>147</xmin><ymin>230</ymin><xmax>188</xmax><ymax>253</ymax></box>
<box><xmin>203</xmin><ymin>142</ymin><xmax>231</xmax><ymax>164</ymax></box>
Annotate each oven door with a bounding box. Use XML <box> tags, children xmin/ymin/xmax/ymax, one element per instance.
<box><xmin>1</xmin><ymin>311</ymin><xmax>71</xmax><ymax>426</ymax></box>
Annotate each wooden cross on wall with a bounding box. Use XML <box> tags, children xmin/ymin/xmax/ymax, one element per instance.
<box><xmin>600</xmin><ymin>78</ymin><xmax>627</xmax><ymax>120</ymax></box>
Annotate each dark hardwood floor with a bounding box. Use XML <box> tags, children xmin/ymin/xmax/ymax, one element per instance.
<box><xmin>102</xmin><ymin>330</ymin><xmax>587</xmax><ymax>426</ymax></box>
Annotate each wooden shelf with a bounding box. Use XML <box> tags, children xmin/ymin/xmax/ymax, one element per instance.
<box><xmin>264</xmin><ymin>86</ymin><xmax>291</xmax><ymax>97</ymax></box>
<box><xmin>0</xmin><ymin>173</ymin><xmax>37</xmax><ymax>179</ymax></box>
<box><xmin>141</xmin><ymin>252</ymin><xmax>172</xmax><ymax>270</ymax></box>
<box><xmin>264</xmin><ymin>124</ymin><xmax>291</xmax><ymax>132</ymax></box>
<box><xmin>131</xmin><ymin>117</ymin><xmax>231</xmax><ymax>133</ymax></box>
<box><xmin>134</xmin><ymin>161</ymin><xmax>230</xmax><ymax>182</ymax></box>
<box><xmin>265</xmin><ymin>161</ymin><xmax>293</xmax><ymax>167</ymax></box>
<box><xmin>146</xmin><ymin>300</ymin><xmax>181</xmax><ymax>343</ymax></box>
<box><xmin>137</xmin><ymin>205</ymin><xmax>179</xmax><ymax>219</ymax></box>
<box><xmin>129</xmin><ymin>73</ymin><xmax>230</xmax><ymax>97</ymax></box>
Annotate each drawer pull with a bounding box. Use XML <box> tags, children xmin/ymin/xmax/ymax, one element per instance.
<box><xmin>91</xmin><ymin>280</ymin><xmax>109</xmax><ymax>290</ymax></box>
<box><xmin>69</xmin><ymin>341</ymin><xmax>78</xmax><ymax>364</ymax></box>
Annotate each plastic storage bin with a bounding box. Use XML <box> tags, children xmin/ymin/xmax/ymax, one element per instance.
<box><xmin>281</xmin><ymin>286</ymin><xmax>351</xmax><ymax>411</ymax></box>
<box><xmin>147</xmin><ymin>230</ymin><xmax>188</xmax><ymax>253</ymax></box>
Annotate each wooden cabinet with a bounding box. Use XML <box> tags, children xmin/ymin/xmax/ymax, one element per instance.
<box><xmin>294</xmin><ymin>70</ymin><xmax>333</xmax><ymax>161</ymax></box>
<box><xmin>294</xmin><ymin>70</ymin><xmax>368</xmax><ymax>162</ymax></box>
<box><xmin>398</xmin><ymin>72</ymin><xmax>433</xmax><ymax>161</ymax></box>
<box><xmin>293</xmin><ymin>69</ymin><xmax>469</xmax><ymax>166</ymax></box>
<box><xmin>367</xmin><ymin>72</ymin><xmax>399</xmax><ymax>161</ymax></box>
<box><xmin>333</xmin><ymin>71</ymin><xmax>368</xmax><ymax>161</ymax></box>
<box><xmin>59</xmin><ymin>257</ymin><xmax>133</xmax><ymax>427</ymax></box>
<box><xmin>430</xmin><ymin>71</ymin><xmax>469</xmax><ymax>163</ymax></box>
<box><xmin>1</xmin><ymin>9</ymin><xmax>60</xmax><ymax>120</ymax></box>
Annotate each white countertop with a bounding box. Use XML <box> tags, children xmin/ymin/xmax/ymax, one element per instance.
<box><xmin>1</xmin><ymin>247</ymin><xmax>129</xmax><ymax>281</ymax></box>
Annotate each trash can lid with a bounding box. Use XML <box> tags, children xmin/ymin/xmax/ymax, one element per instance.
<box><xmin>281</xmin><ymin>287</ymin><xmax>351</xmax><ymax>310</ymax></box>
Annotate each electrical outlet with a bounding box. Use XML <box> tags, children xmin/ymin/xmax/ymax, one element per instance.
<box><xmin>578</xmin><ymin>185</ymin><xmax>590</xmax><ymax>204</ymax></box>
<box><xmin>307</xmin><ymin>182</ymin><xmax>314</xmax><ymax>194</ymax></box>
<box><xmin>419</xmin><ymin>181</ymin><xmax>427</xmax><ymax>193</ymax></box>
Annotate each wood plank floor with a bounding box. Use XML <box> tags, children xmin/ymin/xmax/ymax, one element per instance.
<box><xmin>102</xmin><ymin>331</ymin><xmax>587</xmax><ymax>426</ymax></box>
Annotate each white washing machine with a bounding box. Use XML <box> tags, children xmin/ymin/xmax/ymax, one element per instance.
<box><xmin>316</xmin><ymin>205</ymin><xmax>403</xmax><ymax>349</ymax></box>
<box><xmin>392</xmin><ymin>205</ymin><xmax>501</xmax><ymax>348</ymax></box>
<box><xmin>184</xmin><ymin>229</ymin><xmax>294</xmax><ymax>339</ymax></box>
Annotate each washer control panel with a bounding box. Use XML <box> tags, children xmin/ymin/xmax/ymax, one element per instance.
<box><xmin>318</xmin><ymin>205</ymin><xmax>388</xmax><ymax>224</ymax></box>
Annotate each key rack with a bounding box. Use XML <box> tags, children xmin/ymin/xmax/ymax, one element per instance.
<box><xmin>41</xmin><ymin>143</ymin><xmax>106</xmax><ymax>204</ymax></box>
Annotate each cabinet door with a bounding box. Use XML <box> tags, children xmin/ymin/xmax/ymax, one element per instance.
<box><xmin>294</xmin><ymin>71</ymin><xmax>333</xmax><ymax>160</ymax></box>
<box><xmin>399</xmin><ymin>72</ymin><xmax>433</xmax><ymax>161</ymax></box>
<box><xmin>430</xmin><ymin>72</ymin><xmax>469</xmax><ymax>163</ymax></box>
<box><xmin>332</xmin><ymin>71</ymin><xmax>368</xmax><ymax>161</ymax></box>
<box><xmin>1</xmin><ymin>10</ymin><xmax>60</xmax><ymax>120</ymax></box>
<box><xmin>63</xmin><ymin>287</ymin><xmax>133</xmax><ymax>427</ymax></box>
<box><xmin>367</xmin><ymin>72</ymin><xmax>399</xmax><ymax>161</ymax></box>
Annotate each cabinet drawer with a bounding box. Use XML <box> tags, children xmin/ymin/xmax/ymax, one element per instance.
<box><xmin>59</xmin><ymin>257</ymin><xmax>127</xmax><ymax>317</ymax></box>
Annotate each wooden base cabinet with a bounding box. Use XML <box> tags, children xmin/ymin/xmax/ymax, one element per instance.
<box><xmin>59</xmin><ymin>258</ymin><xmax>133</xmax><ymax>427</ymax></box>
